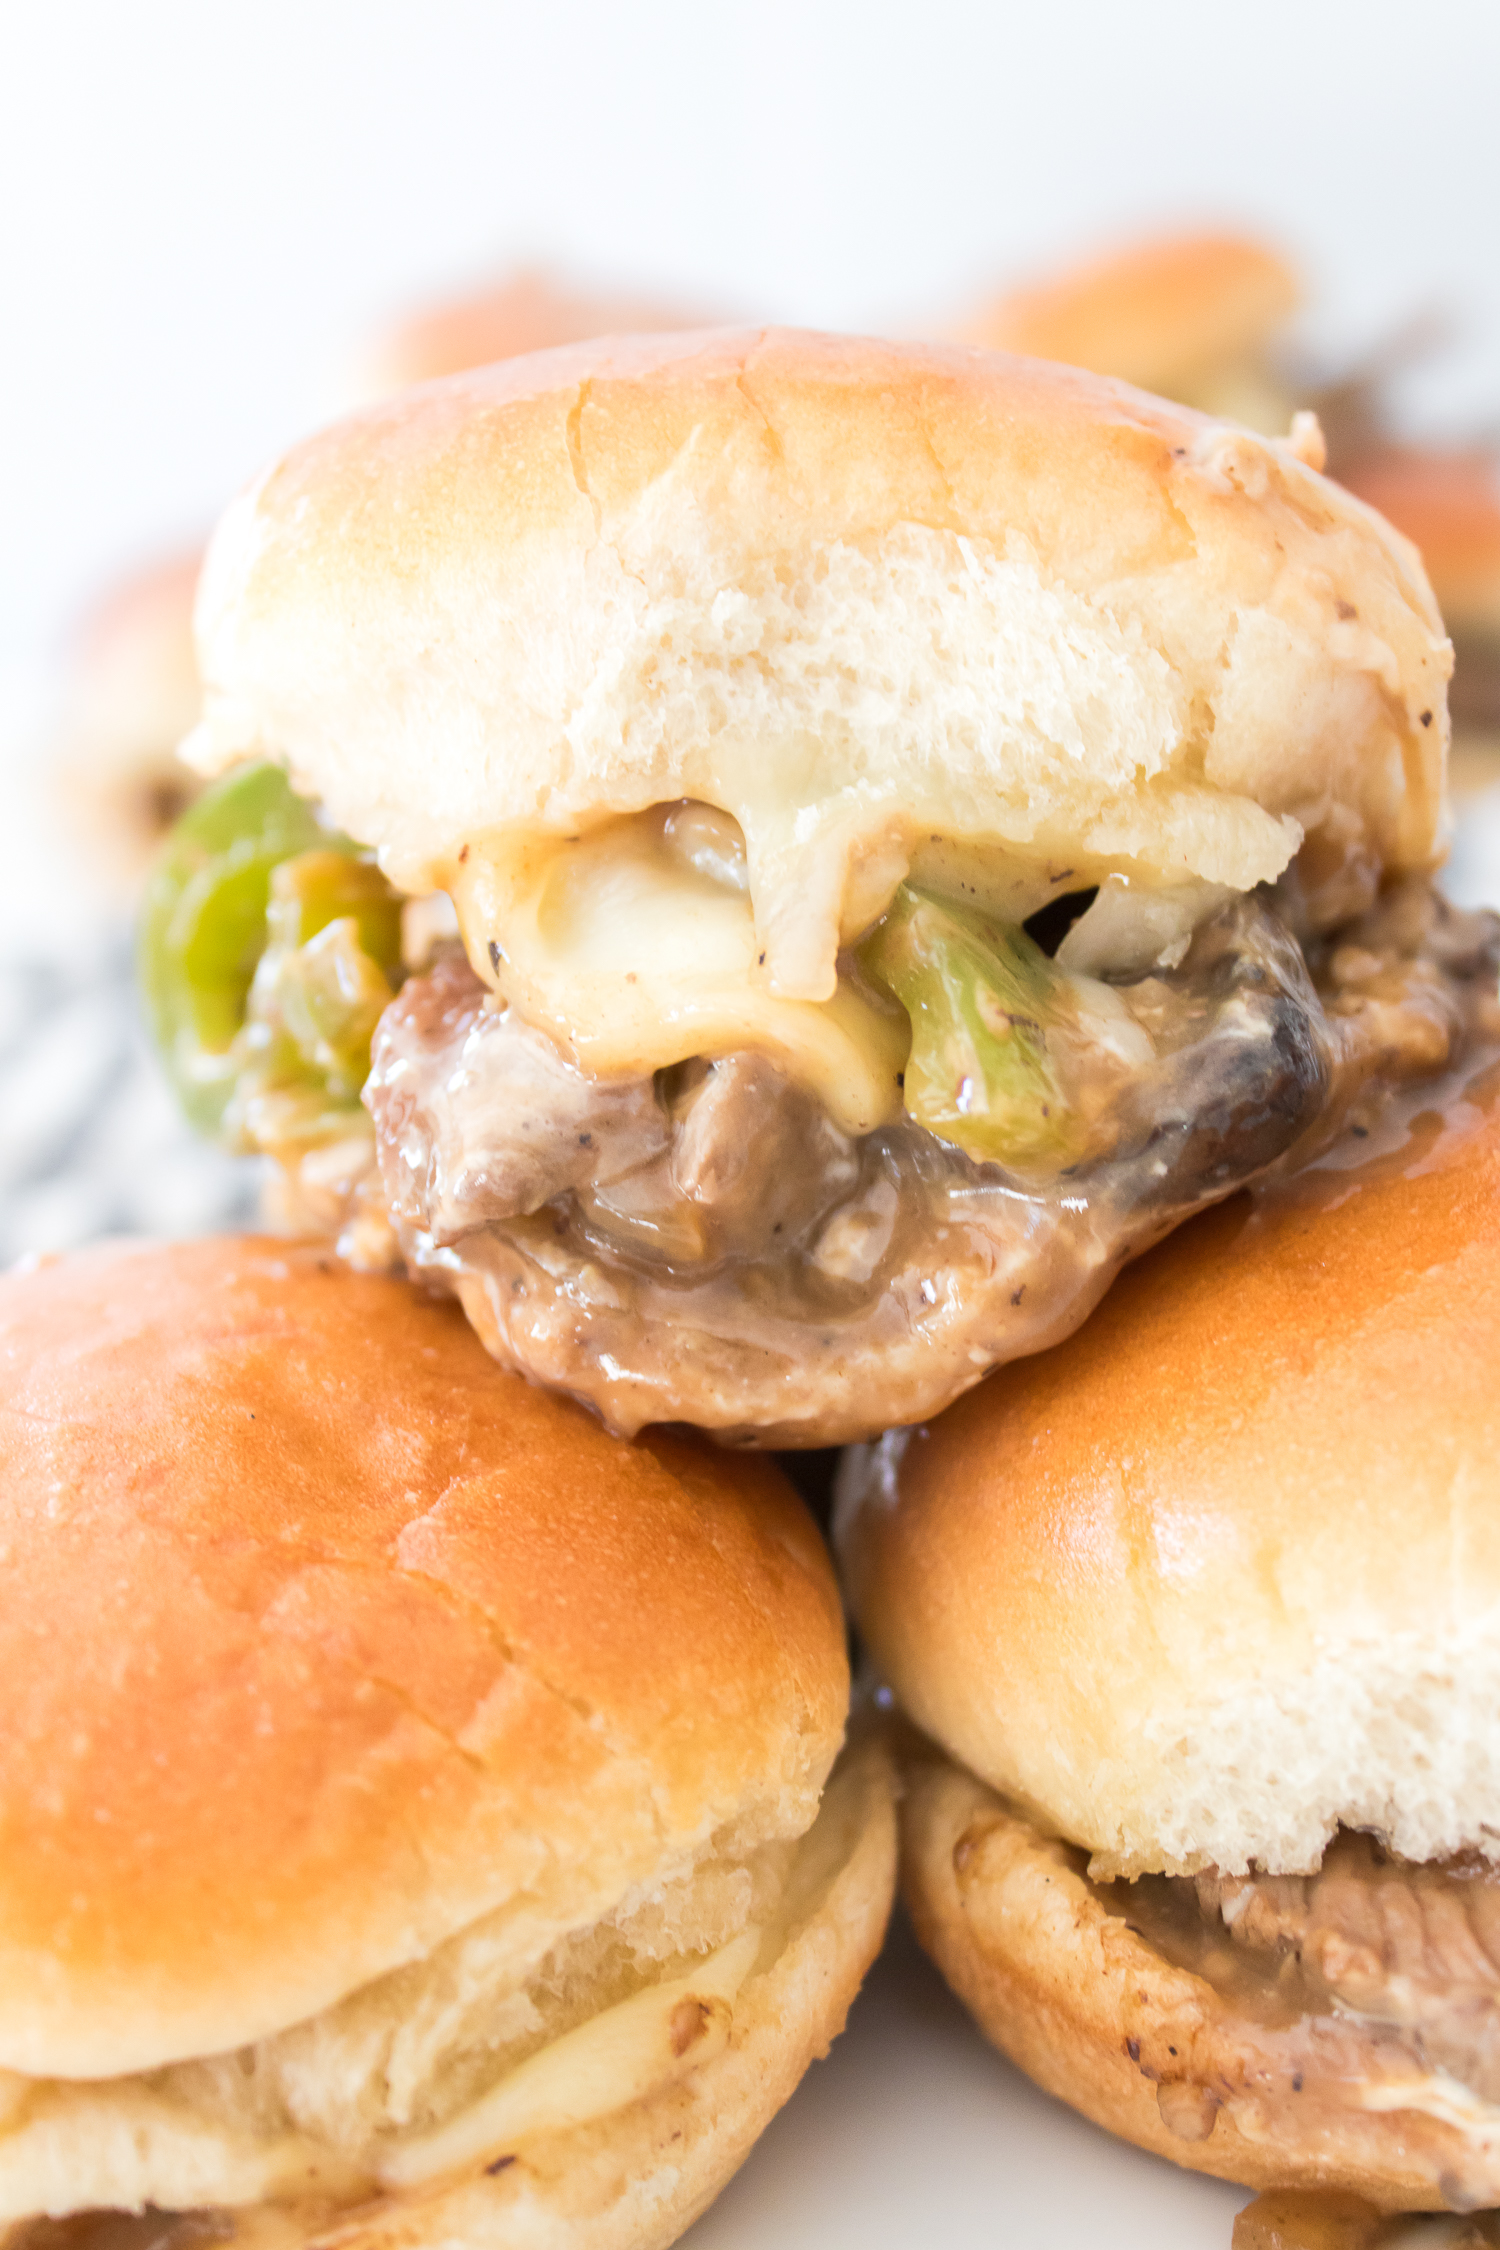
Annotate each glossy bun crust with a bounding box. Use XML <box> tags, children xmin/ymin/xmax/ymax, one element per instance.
<box><xmin>187</xmin><ymin>328</ymin><xmax>1448</xmax><ymax>1002</ymax></box>
<box><xmin>0</xmin><ymin>1237</ymin><xmax>848</xmax><ymax>2081</ymax></box>
<box><xmin>841</xmin><ymin>1063</ymin><xmax>1500</xmax><ymax>1880</ymax></box>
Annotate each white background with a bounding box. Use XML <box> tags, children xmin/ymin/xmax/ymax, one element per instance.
<box><xmin>3</xmin><ymin>0</ymin><xmax>1500</xmax><ymax>670</ymax></box>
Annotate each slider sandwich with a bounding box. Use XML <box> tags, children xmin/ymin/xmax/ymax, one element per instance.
<box><xmin>952</xmin><ymin>233</ymin><xmax>1466</xmax><ymax>504</ymax></box>
<box><xmin>145</xmin><ymin>328</ymin><xmax>1498</xmax><ymax>1444</ymax></box>
<box><xmin>56</xmin><ymin>550</ymin><xmax>205</xmax><ymax>880</ymax></box>
<box><xmin>839</xmin><ymin>1059</ymin><xmax>1500</xmax><ymax>2217</ymax></box>
<box><xmin>0</xmin><ymin>1236</ymin><xmax>892</xmax><ymax>2247</ymax></box>
<box><xmin>954</xmin><ymin>232</ymin><xmax>1304</xmax><ymax>437</ymax></box>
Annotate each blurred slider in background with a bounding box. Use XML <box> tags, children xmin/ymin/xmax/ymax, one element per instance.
<box><xmin>52</xmin><ymin>550</ymin><xmax>205</xmax><ymax>890</ymax></box>
<box><xmin>954</xmin><ymin>231</ymin><xmax>1307</xmax><ymax>434</ymax></box>
<box><xmin>338</xmin><ymin>265</ymin><xmax>711</xmax><ymax>408</ymax></box>
<box><xmin>953</xmin><ymin>229</ymin><xmax>1500</xmax><ymax>803</ymax></box>
<box><xmin>1340</xmin><ymin>448</ymin><xmax>1500</xmax><ymax>782</ymax></box>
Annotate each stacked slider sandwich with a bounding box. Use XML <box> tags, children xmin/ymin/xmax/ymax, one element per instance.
<box><xmin>124</xmin><ymin>325</ymin><xmax>1500</xmax><ymax>2235</ymax></box>
<box><xmin>145</xmin><ymin>327</ymin><xmax>1495</xmax><ymax>1444</ymax></box>
<box><xmin>0</xmin><ymin>1235</ymin><xmax>895</xmax><ymax>2247</ymax></box>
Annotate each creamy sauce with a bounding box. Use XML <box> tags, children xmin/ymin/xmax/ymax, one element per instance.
<box><xmin>365</xmin><ymin>880</ymin><xmax>1500</xmax><ymax>1443</ymax></box>
<box><xmin>1257</xmin><ymin>1042</ymin><xmax>1500</xmax><ymax>1219</ymax></box>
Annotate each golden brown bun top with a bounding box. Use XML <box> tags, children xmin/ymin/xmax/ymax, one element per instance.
<box><xmin>957</xmin><ymin>233</ymin><xmax>1301</xmax><ymax>393</ymax></box>
<box><xmin>0</xmin><ymin>1237</ymin><xmax>846</xmax><ymax>2080</ymax></box>
<box><xmin>1340</xmin><ymin>448</ymin><xmax>1500</xmax><ymax>637</ymax></box>
<box><xmin>188</xmin><ymin>327</ymin><xmax>1449</xmax><ymax>998</ymax></box>
<box><xmin>841</xmin><ymin>1064</ymin><xmax>1500</xmax><ymax>1879</ymax></box>
<box><xmin>343</xmin><ymin>266</ymin><xmax>704</xmax><ymax>403</ymax></box>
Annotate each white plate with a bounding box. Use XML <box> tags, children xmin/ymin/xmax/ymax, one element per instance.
<box><xmin>684</xmin><ymin>1913</ymin><xmax>1248</xmax><ymax>2248</ymax></box>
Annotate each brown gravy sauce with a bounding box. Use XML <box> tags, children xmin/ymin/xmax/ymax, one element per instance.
<box><xmin>1094</xmin><ymin>1864</ymin><xmax>1317</xmax><ymax>2032</ymax></box>
<box><xmin>1261</xmin><ymin>1041</ymin><xmax>1500</xmax><ymax>1220</ymax></box>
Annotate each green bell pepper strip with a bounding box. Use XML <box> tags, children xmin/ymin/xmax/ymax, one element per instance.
<box><xmin>244</xmin><ymin>853</ymin><xmax>404</xmax><ymax>1113</ymax></box>
<box><xmin>860</xmin><ymin>884</ymin><xmax>1084</xmax><ymax>1170</ymax></box>
<box><xmin>139</xmin><ymin>763</ymin><xmax>399</xmax><ymax>1139</ymax></box>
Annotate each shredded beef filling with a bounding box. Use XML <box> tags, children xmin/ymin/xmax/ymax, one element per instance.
<box><xmin>1093</xmin><ymin>1831</ymin><xmax>1500</xmax><ymax>2214</ymax></box>
<box><xmin>1112</xmin><ymin>1834</ymin><xmax>1500</xmax><ymax>2102</ymax></box>
<box><xmin>362</xmin><ymin>879</ymin><xmax>1500</xmax><ymax>1444</ymax></box>
<box><xmin>945</xmin><ymin>1778</ymin><xmax>1500</xmax><ymax>2220</ymax></box>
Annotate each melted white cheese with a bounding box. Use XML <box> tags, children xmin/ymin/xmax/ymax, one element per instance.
<box><xmin>377</xmin><ymin>1926</ymin><xmax>762</xmax><ymax>2188</ymax></box>
<box><xmin>448</xmin><ymin>814</ymin><xmax>909</xmax><ymax>1135</ymax></box>
<box><xmin>446</xmin><ymin>804</ymin><xmax>1242</xmax><ymax>1135</ymax></box>
<box><xmin>1361</xmin><ymin>2067</ymin><xmax>1500</xmax><ymax>2162</ymax></box>
<box><xmin>0</xmin><ymin>1929</ymin><xmax>764</xmax><ymax>2219</ymax></box>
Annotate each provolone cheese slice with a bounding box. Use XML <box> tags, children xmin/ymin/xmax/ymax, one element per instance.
<box><xmin>378</xmin><ymin>1926</ymin><xmax>762</xmax><ymax>2189</ymax></box>
<box><xmin>449</xmin><ymin>820</ymin><xmax>908</xmax><ymax>1136</ymax></box>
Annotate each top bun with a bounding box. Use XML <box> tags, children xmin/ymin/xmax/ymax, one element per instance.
<box><xmin>840</xmin><ymin>1068</ymin><xmax>1500</xmax><ymax>1880</ymax></box>
<box><xmin>0</xmin><ymin>1236</ymin><xmax>846</xmax><ymax>2080</ymax></box>
<box><xmin>956</xmin><ymin>233</ymin><xmax>1300</xmax><ymax>396</ymax></box>
<box><xmin>186</xmin><ymin>328</ymin><xmax>1448</xmax><ymax>1003</ymax></box>
<box><xmin>340</xmin><ymin>267</ymin><xmax>703</xmax><ymax>406</ymax></box>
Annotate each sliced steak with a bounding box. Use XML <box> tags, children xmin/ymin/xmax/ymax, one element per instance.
<box><xmin>355</xmin><ymin>884</ymin><xmax>1500</xmax><ymax>1443</ymax></box>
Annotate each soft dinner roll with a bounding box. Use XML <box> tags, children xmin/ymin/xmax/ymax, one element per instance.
<box><xmin>0</xmin><ymin>1237</ymin><xmax>893</xmax><ymax>2248</ymax></box>
<box><xmin>842</xmin><ymin>1062</ymin><xmax>1500</xmax><ymax>1876</ymax></box>
<box><xmin>840</xmin><ymin>1057</ymin><xmax>1500</xmax><ymax>2210</ymax></box>
<box><xmin>186</xmin><ymin>326</ymin><xmax>1446</xmax><ymax>949</ymax></box>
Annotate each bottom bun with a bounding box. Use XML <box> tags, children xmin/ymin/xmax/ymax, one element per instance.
<box><xmin>903</xmin><ymin>1751</ymin><xmax>1500</xmax><ymax>2215</ymax></box>
<box><xmin>10</xmin><ymin>1735</ymin><xmax>894</xmax><ymax>2250</ymax></box>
